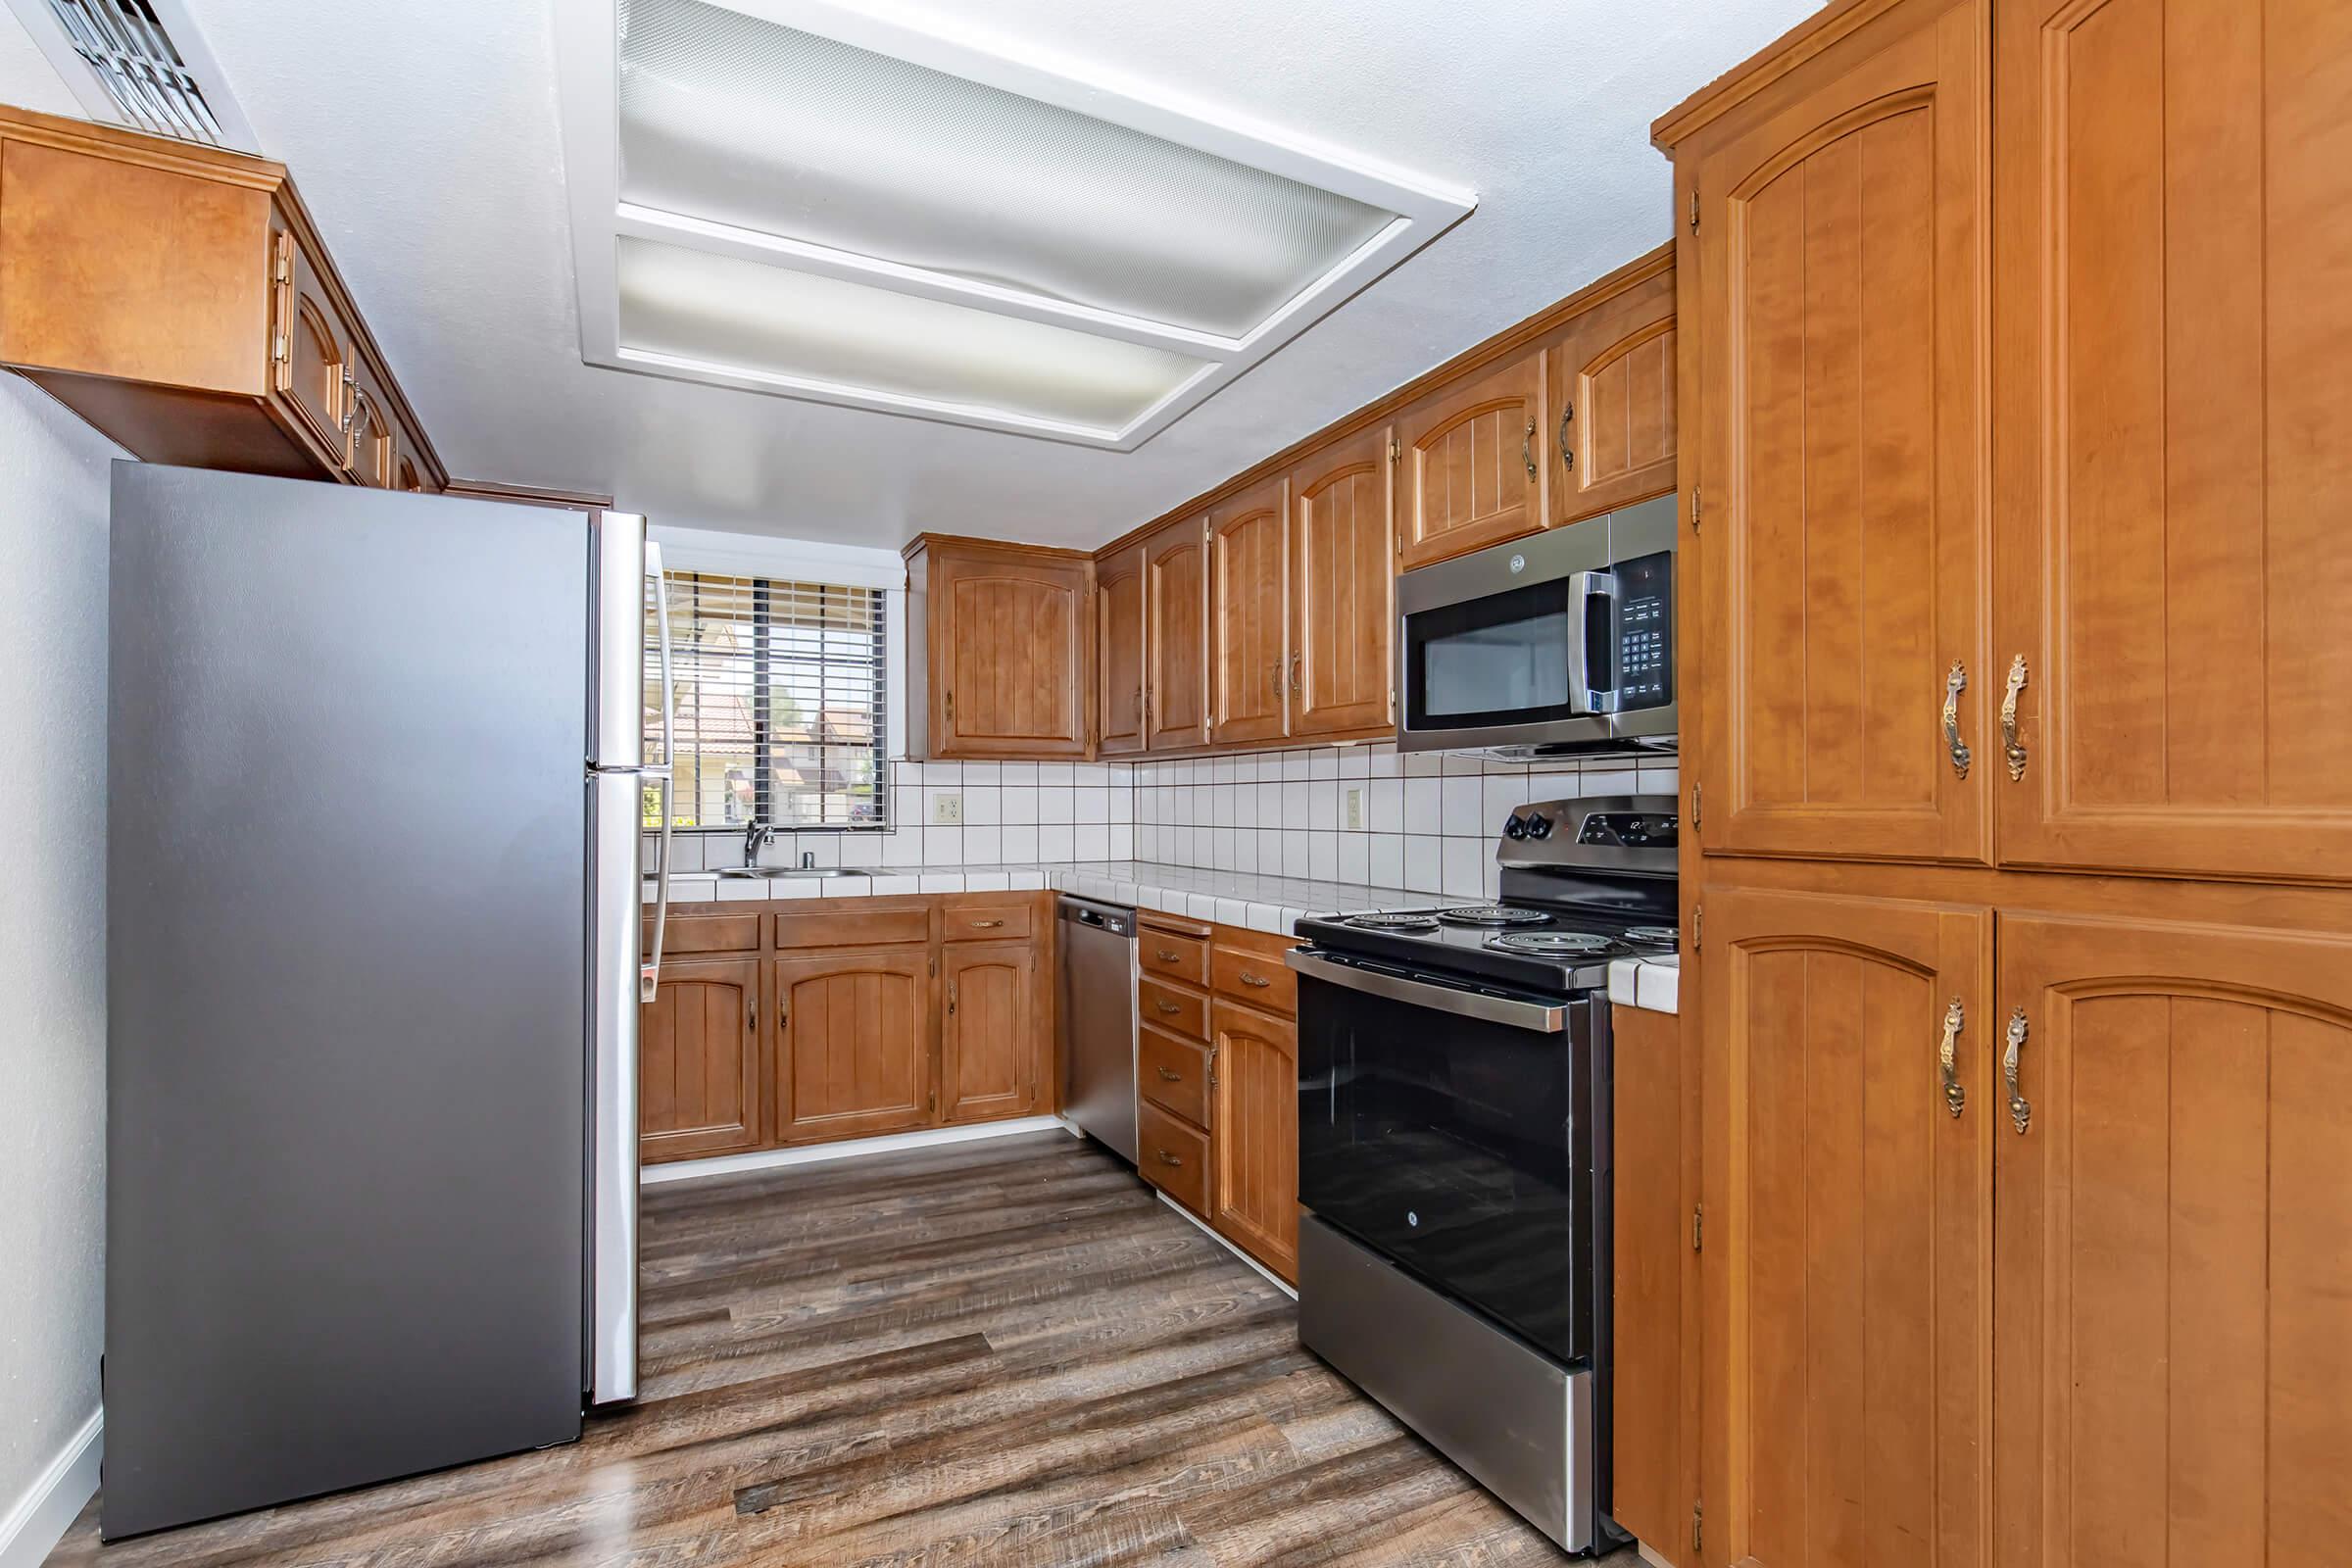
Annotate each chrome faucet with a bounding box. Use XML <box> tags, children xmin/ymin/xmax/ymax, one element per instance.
<box><xmin>742</xmin><ymin>819</ymin><xmax>775</xmax><ymax>868</ymax></box>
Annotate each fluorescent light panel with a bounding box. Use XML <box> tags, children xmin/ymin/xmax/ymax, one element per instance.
<box><xmin>616</xmin><ymin>237</ymin><xmax>1209</xmax><ymax>432</ymax></box>
<box><xmin>616</xmin><ymin>0</ymin><xmax>1394</xmax><ymax>340</ymax></box>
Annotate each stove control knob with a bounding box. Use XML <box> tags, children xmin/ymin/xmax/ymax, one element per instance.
<box><xmin>1503</xmin><ymin>812</ymin><xmax>1530</xmax><ymax>841</ymax></box>
<box><xmin>1523</xmin><ymin>811</ymin><xmax>1552</xmax><ymax>841</ymax></box>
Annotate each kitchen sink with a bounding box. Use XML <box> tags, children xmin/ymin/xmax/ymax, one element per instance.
<box><xmin>713</xmin><ymin>866</ymin><xmax>872</xmax><ymax>880</ymax></box>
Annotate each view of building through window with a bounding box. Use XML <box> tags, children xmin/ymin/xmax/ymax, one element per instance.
<box><xmin>645</xmin><ymin>570</ymin><xmax>888</xmax><ymax>830</ymax></box>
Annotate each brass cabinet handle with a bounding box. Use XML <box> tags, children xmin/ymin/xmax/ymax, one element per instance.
<box><xmin>1290</xmin><ymin>652</ymin><xmax>1300</xmax><ymax>693</ymax></box>
<box><xmin>1271</xmin><ymin>659</ymin><xmax>1284</xmax><ymax>697</ymax></box>
<box><xmin>1156</xmin><ymin>1065</ymin><xmax>1182</xmax><ymax>1081</ymax></box>
<box><xmin>1154</xmin><ymin>947</ymin><xmax>1180</xmax><ymax>962</ymax></box>
<box><xmin>947</xmin><ymin>980</ymin><xmax>957</xmax><ymax>1016</ymax></box>
<box><xmin>1937</xmin><ymin>998</ymin><xmax>1965</xmax><ymax>1118</ymax></box>
<box><xmin>1238</xmin><ymin>971</ymin><xmax>1271</xmax><ymax>989</ymax></box>
<box><xmin>1557</xmin><ymin>404</ymin><xmax>1575</xmax><ymax>472</ymax></box>
<box><xmin>2004</xmin><ymin>1006</ymin><xmax>2032</xmax><ymax>1135</ymax></box>
<box><xmin>968</xmin><ymin>918</ymin><xmax>1004</xmax><ymax>929</ymax></box>
<box><xmin>1156</xmin><ymin>1150</ymin><xmax>1183</xmax><ymax>1167</ymax></box>
<box><xmin>1943</xmin><ymin>662</ymin><xmax>1971</xmax><ymax>779</ymax></box>
<box><xmin>2000</xmin><ymin>655</ymin><xmax>2030</xmax><ymax>781</ymax></box>
<box><xmin>338</xmin><ymin>365</ymin><xmax>359</xmax><ymax>434</ymax></box>
<box><xmin>1153</xmin><ymin>1000</ymin><xmax>1181</xmax><ymax>1015</ymax></box>
<box><xmin>1521</xmin><ymin>416</ymin><xmax>1538</xmax><ymax>482</ymax></box>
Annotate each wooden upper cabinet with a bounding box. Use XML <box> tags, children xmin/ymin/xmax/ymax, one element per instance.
<box><xmin>907</xmin><ymin>539</ymin><xmax>1093</xmax><ymax>760</ymax></box>
<box><xmin>1993</xmin><ymin>908</ymin><xmax>2352</xmax><ymax>1568</ymax></box>
<box><xmin>1288</xmin><ymin>424</ymin><xmax>1394</xmax><ymax>738</ymax></box>
<box><xmin>1685</xmin><ymin>0</ymin><xmax>1987</xmax><ymax>864</ymax></box>
<box><xmin>1702</xmin><ymin>883</ymin><xmax>1989</xmax><ymax>1568</ymax></box>
<box><xmin>773</xmin><ymin>948</ymin><xmax>932</xmax><ymax>1143</ymax></box>
<box><xmin>1990</xmin><ymin>0</ymin><xmax>2352</xmax><ymax>885</ymax></box>
<box><xmin>940</xmin><ymin>940</ymin><xmax>1038</xmax><ymax>1123</ymax></box>
<box><xmin>1545</xmin><ymin>260</ymin><xmax>1678</xmax><ymax>527</ymax></box>
<box><xmin>344</xmin><ymin>354</ymin><xmax>398</xmax><ymax>488</ymax></box>
<box><xmin>639</xmin><ymin>957</ymin><xmax>762</xmax><ymax>1162</ymax></box>
<box><xmin>1396</xmin><ymin>349</ymin><xmax>1546</xmax><ymax>569</ymax></box>
<box><xmin>1146</xmin><ymin>519</ymin><xmax>1209</xmax><ymax>752</ymax></box>
<box><xmin>1209</xmin><ymin>998</ymin><xmax>1299</xmax><ymax>1283</ymax></box>
<box><xmin>0</xmin><ymin>105</ymin><xmax>446</xmax><ymax>490</ymax></box>
<box><xmin>1207</xmin><ymin>474</ymin><xmax>1290</xmax><ymax>748</ymax></box>
<box><xmin>1096</xmin><ymin>541</ymin><xmax>1147</xmax><ymax>757</ymax></box>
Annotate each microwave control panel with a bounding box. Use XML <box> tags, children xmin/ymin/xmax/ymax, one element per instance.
<box><xmin>1612</xmin><ymin>551</ymin><xmax>1673</xmax><ymax>710</ymax></box>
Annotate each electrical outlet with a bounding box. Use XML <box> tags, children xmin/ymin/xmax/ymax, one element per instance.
<box><xmin>930</xmin><ymin>791</ymin><xmax>963</xmax><ymax>825</ymax></box>
<box><xmin>1345</xmin><ymin>786</ymin><xmax>1365</xmax><ymax>831</ymax></box>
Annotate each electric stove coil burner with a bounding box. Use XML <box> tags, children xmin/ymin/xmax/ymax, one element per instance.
<box><xmin>1624</xmin><ymin>926</ymin><xmax>1681</xmax><ymax>947</ymax></box>
<box><xmin>1344</xmin><ymin>911</ymin><xmax>1442</xmax><ymax>933</ymax></box>
<box><xmin>1485</xmin><ymin>930</ymin><xmax>1615</xmax><ymax>956</ymax></box>
<box><xmin>1436</xmin><ymin>905</ymin><xmax>1552</xmax><ymax>928</ymax></box>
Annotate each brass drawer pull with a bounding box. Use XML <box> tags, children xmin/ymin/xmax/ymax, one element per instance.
<box><xmin>1156</xmin><ymin>1150</ymin><xmax>1183</xmax><ymax>1168</ymax></box>
<box><xmin>1153</xmin><ymin>1000</ymin><xmax>1181</xmax><ymax>1015</ymax></box>
<box><xmin>1937</xmin><ymin>998</ymin><xmax>1965</xmax><ymax>1117</ymax></box>
<box><xmin>1156</xmin><ymin>1066</ymin><xmax>1182</xmax><ymax>1082</ymax></box>
<box><xmin>1943</xmin><ymin>662</ymin><xmax>1971</xmax><ymax>779</ymax></box>
<box><xmin>1153</xmin><ymin>947</ymin><xmax>1181</xmax><ymax>962</ymax></box>
<box><xmin>1238</xmin><ymin>971</ymin><xmax>1272</xmax><ymax>989</ymax></box>
<box><xmin>2000</xmin><ymin>655</ymin><xmax>2030</xmax><ymax>781</ymax></box>
<box><xmin>968</xmin><ymin>918</ymin><xmax>1004</xmax><ymax>929</ymax></box>
<box><xmin>2005</xmin><ymin>1006</ymin><xmax>2032</xmax><ymax>1135</ymax></box>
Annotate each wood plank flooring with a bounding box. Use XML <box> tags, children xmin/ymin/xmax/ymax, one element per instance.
<box><xmin>50</xmin><ymin>1130</ymin><xmax>1601</xmax><ymax>1566</ymax></box>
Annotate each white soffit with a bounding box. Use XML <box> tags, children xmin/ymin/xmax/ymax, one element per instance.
<box><xmin>556</xmin><ymin>0</ymin><xmax>1475</xmax><ymax>449</ymax></box>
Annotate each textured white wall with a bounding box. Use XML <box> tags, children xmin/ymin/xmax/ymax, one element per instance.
<box><xmin>0</xmin><ymin>377</ymin><xmax>117</xmax><ymax>1519</ymax></box>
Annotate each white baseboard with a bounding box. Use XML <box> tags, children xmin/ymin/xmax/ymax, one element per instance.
<box><xmin>1156</xmin><ymin>1193</ymin><xmax>1298</xmax><ymax>1299</ymax></box>
<box><xmin>640</xmin><ymin>1115</ymin><xmax>1072</xmax><ymax>1185</ymax></box>
<box><xmin>0</xmin><ymin>1409</ymin><xmax>101</xmax><ymax>1568</ymax></box>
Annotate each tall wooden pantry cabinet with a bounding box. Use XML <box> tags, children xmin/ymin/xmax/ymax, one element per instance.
<box><xmin>1643</xmin><ymin>1</ymin><xmax>2352</xmax><ymax>1565</ymax></box>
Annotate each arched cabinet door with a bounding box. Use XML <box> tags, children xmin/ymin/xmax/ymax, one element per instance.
<box><xmin>1993</xmin><ymin>910</ymin><xmax>2352</xmax><ymax>1568</ymax></box>
<box><xmin>940</xmin><ymin>940</ymin><xmax>1037</xmax><ymax>1123</ymax></box>
<box><xmin>639</xmin><ymin>957</ymin><xmax>761</xmax><ymax>1162</ymax></box>
<box><xmin>1686</xmin><ymin>0</ymin><xmax>1987</xmax><ymax>865</ymax></box>
<box><xmin>1288</xmin><ymin>424</ymin><xmax>1394</xmax><ymax>738</ymax></box>
<box><xmin>1395</xmin><ymin>350</ymin><xmax>1545</xmax><ymax>570</ymax></box>
<box><xmin>773</xmin><ymin>949</ymin><xmax>931</xmax><ymax>1144</ymax></box>
<box><xmin>1702</xmin><ymin>884</ymin><xmax>1989</xmax><ymax>1568</ymax></box>
<box><xmin>1544</xmin><ymin>261</ymin><xmax>1678</xmax><ymax>528</ymax></box>
<box><xmin>1207</xmin><ymin>474</ymin><xmax>1290</xmax><ymax>747</ymax></box>
<box><xmin>1096</xmin><ymin>542</ymin><xmax>1147</xmax><ymax>757</ymax></box>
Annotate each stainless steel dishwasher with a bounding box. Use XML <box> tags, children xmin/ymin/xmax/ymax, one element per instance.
<box><xmin>1057</xmin><ymin>895</ymin><xmax>1138</xmax><ymax>1163</ymax></box>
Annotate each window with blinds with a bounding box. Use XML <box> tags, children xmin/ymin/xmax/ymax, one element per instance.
<box><xmin>646</xmin><ymin>571</ymin><xmax>889</xmax><ymax>830</ymax></box>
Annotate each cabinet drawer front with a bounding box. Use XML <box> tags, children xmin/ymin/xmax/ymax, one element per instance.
<box><xmin>1138</xmin><ymin>1025</ymin><xmax>1211</xmax><ymax>1126</ymax></box>
<box><xmin>943</xmin><ymin>895</ymin><xmax>1034</xmax><ymax>942</ymax></box>
<box><xmin>1138</xmin><ymin>976</ymin><xmax>1208</xmax><ymax>1040</ymax></box>
<box><xmin>1213</xmin><ymin>942</ymin><xmax>1296</xmax><ymax>1015</ymax></box>
<box><xmin>1138</xmin><ymin>1101</ymin><xmax>1210</xmax><ymax>1216</ymax></box>
<box><xmin>647</xmin><ymin>912</ymin><xmax>760</xmax><ymax>955</ymax></box>
<box><xmin>773</xmin><ymin>904</ymin><xmax>929</xmax><ymax>949</ymax></box>
<box><xmin>1139</xmin><ymin>927</ymin><xmax>1209</xmax><ymax>985</ymax></box>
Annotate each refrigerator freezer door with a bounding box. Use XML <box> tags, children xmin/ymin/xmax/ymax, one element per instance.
<box><xmin>105</xmin><ymin>465</ymin><xmax>591</xmax><ymax>1540</ymax></box>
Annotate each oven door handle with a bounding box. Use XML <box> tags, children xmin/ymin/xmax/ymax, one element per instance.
<box><xmin>1284</xmin><ymin>949</ymin><xmax>1567</xmax><ymax>1033</ymax></box>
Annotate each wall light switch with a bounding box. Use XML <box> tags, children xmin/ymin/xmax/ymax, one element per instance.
<box><xmin>931</xmin><ymin>792</ymin><xmax>963</xmax><ymax>825</ymax></box>
<box><xmin>1345</xmin><ymin>786</ymin><xmax>1365</xmax><ymax>831</ymax></box>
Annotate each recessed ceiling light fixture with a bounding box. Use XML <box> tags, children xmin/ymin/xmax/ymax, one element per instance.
<box><xmin>555</xmin><ymin>0</ymin><xmax>1475</xmax><ymax>447</ymax></box>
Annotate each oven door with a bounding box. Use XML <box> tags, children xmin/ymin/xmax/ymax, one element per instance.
<box><xmin>1293</xmin><ymin>951</ymin><xmax>1606</xmax><ymax>1366</ymax></box>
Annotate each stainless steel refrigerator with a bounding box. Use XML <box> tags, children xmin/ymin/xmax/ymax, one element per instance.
<box><xmin>102</xmin><ymin>464</ymin><xmax>677</xmax><ymax>1540</ymax></box>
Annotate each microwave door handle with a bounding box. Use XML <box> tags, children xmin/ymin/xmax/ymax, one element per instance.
<box><xmin>1563</xmin><ymin>568</ymin><xmax>1619</xmax><ymax>714</ymax></box>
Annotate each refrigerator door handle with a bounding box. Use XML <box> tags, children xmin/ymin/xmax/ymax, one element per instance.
<box><xmin>640</xmin><ymin>543</ymin><xmax>674</xmax><ymax>1004</ymax></box>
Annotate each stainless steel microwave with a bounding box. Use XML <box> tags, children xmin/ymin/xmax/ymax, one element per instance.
<box><xmin>1396</xmin><ymin>493</ymin><xmax>1676</xmax><ymax>757</ymax></box>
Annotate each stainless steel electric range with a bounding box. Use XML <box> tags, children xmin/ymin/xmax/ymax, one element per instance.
<box><xmin>1284</xmin><ymin>794</ymin><xmax>1680</xmax><ymax>1556</ymax></box>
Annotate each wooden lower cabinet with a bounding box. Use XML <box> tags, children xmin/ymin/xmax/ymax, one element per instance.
<box><xmin>1700</xmin><ymin>884</ymin><xmax>1990</xmax><ymax>1568</ymax></box>
<box><xmin>638</xmin><ymin>956</ymin><xmax>762</xmax><ymax>1160</ymax></box>
<box><xmin>940</xmin><ymin>940</ymin><xmax>1038</xmax><ymax>1122</ymax></box>
<box><xmin>1992</xmin><ymin>910</ymin><xmax>2352</xmax><ymax>1568</ymax></box>
<box><xmin>774</xmin><ymin>948</ymin><xmax>934</xmax><ymax>1144</ymax></box>
<box><xmin>1610</xmin><ymin>1003</ymin><xmax>1696</xmax><ymax>1564</ymax></box>
<box><xmin>1208</xmin><ymin>998</ymin><xmax>1298</xmax><ymax>1282</ymax></box>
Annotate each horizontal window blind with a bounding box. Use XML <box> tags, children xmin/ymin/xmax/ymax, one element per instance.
<box><xmin>646</xmin><ymin>571</ymin><xmax>889</xmax><ymax>830</ymax></box>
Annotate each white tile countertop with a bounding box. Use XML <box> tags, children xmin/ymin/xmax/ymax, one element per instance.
<box><xmin>647</xmin><ymin>859</ymin><xmax>1425</xmax><ymax>937</ymax></box>
<box><xmin>1607</xmin><ymin>954</ymin><xmax>1680</xmax><ymax>1015</ymax></box>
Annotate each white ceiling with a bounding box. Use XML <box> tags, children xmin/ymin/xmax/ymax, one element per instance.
<box><xmin>0</xmin><ymin>0</ymin><xmax>1819</xmax><ymax>549</ymax></box>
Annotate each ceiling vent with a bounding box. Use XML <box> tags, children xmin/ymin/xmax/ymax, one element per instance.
<box><xmin>4</xmin><ymin>0</ymin><xmax>258</xmax><ymax>151</ymax></box>
<box><xmin>555</xmin><ymin>0</ymin><xmax>1474</xmax><ymax>448</ymax></box>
